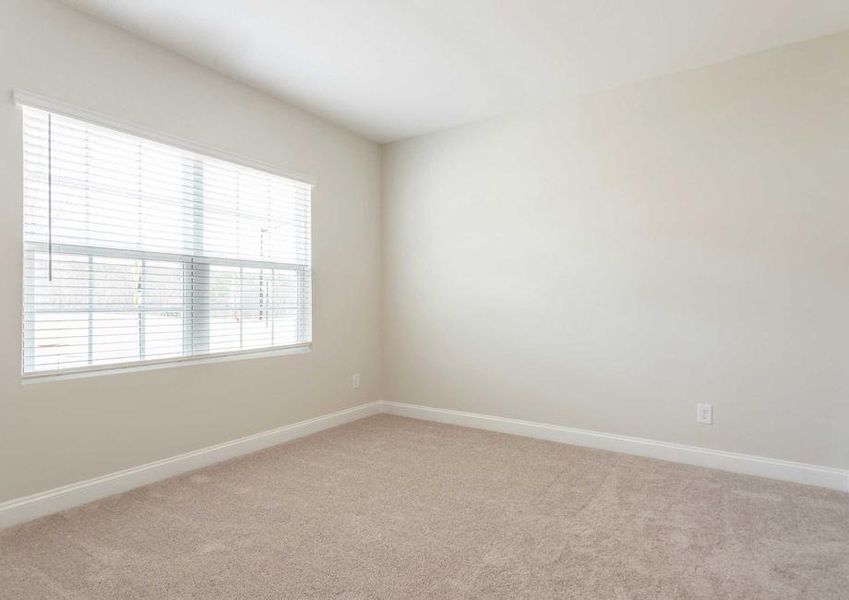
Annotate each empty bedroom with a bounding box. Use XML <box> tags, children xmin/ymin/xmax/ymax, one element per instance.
<box><xmin>0</xmin><ymin>1</ymin><xmax>847</xmax><ymax>598</ymax></box>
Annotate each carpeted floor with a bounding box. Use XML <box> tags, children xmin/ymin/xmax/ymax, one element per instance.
<box><xmin>1</xmin><ymin>415</ymin><xmax>848</xmax><ymax>599</ymax></box>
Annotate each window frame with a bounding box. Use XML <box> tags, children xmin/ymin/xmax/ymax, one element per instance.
<box><xmin>16</xmin><ymin>90</ymin><xmax>315</xmax><ymax>382</ymax></box>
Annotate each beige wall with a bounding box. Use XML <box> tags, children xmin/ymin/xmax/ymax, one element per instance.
<box><xmin>382</xmin><ymin>32</ymin><xmax>849</xmax><ymax>469</ymax></box>
<box><xmin>2</xmin><ymin>1</ymin><xmax>847</xmax><ymax>505</ymax></box>
<box><xmin>0</xmin><ymin>0</ymin><xmax>382</xmax><ymax>502</ymax></box>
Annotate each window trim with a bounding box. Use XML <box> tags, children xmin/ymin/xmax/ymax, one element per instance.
<box><xmin>16</xmin><ymin>90</ymin><xmax>316</xmax><ymax>381</ymax></box>
<box><xmin>21</xmin><ymin>343</ymin><xmax>312</xmax><ymax>384</ymax></box>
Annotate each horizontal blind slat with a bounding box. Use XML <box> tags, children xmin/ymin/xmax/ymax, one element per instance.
<box><xmin>22</xmin><ymin>105</ymin><xmax>312</xmax><ymax>375</ymax></box>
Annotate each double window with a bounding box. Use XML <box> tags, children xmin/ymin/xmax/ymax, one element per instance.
<box><xmin>21</xmin><ymin>104</ymin><xmax>312</xmax><ymax>377</ymax></box>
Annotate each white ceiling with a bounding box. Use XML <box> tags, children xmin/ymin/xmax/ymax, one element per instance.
<box><xmin>61</xmin><ymin>0</ymin><xmax>849</xmax><ymax>142</ymax></box>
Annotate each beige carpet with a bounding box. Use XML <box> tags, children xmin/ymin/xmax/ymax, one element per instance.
<box><xmin>1</xmin><ymin>415</ymin><xmax>848</xmax><ymax>599</ymax></box>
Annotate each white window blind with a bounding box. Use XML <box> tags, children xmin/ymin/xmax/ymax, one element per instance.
<box><xmin>21</xmin><ymin>105</ymin><xmax>312</xmax><ymax>377</ymax></box>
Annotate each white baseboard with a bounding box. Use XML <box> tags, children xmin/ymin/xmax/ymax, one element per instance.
<box><xmin>382</xmin><ymin>401</ymin><xmax>849</xmax><ymax>493</ymax></box>
<box><xmin>3</xmin><ymin>398</ymin><xmax>845</xmax><ymax>530</ymax></box>
<box><xmin>0</xmin><ymin>401</ymin><xmax>382</xmax><ymax>530</ymax></box>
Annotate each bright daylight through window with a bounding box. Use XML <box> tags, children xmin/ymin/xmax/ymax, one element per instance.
<box><xmin>21</xmin><ymin>105</ymin><xmax>312</xmax><ymax>376</ymax></box>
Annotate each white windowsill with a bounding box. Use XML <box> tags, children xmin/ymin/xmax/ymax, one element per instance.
<box><xmin>21</xmin><ymin>343</ymin><xmax>312</xmax><ymax>384</ymax></box>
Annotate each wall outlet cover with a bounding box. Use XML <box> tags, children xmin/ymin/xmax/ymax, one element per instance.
<box><xmin>697</xmin><ymin>403</ymin><xmax>713</xmax><ymax>425</ymax></box>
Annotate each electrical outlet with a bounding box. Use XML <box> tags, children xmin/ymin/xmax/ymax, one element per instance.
<box><xmin>696</xmin><ymin>403</ymin><xmax>713</xmax><ymax>425</ymax></box>
<box><xmin>352</xmin><ymin>373</ymin><xmax>361</xmax><ymax>390</ymax></box>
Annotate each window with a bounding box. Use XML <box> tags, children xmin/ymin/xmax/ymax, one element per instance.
<box><xmin>21</xmin><ymin>104</ymin><xmax>312</xmax><ymax>377</ymax></box>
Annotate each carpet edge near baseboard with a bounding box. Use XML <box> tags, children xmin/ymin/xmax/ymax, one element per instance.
<box><xmin>2</xmin><ymin>398</ymin><xmax>846</xmax><ymax>530</ymax></box>
<box><xmin>382</xmin><ymin>400</ymin><xmax>849</xmax><ymax>494</ymax></box>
